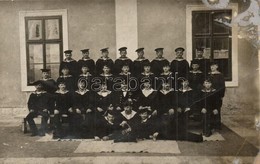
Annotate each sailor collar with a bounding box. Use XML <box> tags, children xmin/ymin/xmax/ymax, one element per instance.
<box><xmin>194</xmin><ymin>57</ymin><xmax>204</xmax><ymax>60</ymax></box>
<box><xmin>81</xmin><ymin>57</ymin><xmax>91</xmax><ymax>61</ymax></box>
<box><xmin>202</xmin><ymin>88</ymin><xmax>216</xmax><ymax>92</ymax></box>
<box><xmin>41</xmin><ymin>78</ymin><xmax>53</xmax><ymax>81</ymax></box>
<box><xmin>142</xmin><ymin>88</ymin><xmax>155</xmax><ymax>97</ymax></box>
<box><xmin>190</xmin><ymin>70</ymin><xmax>202</xmax><ymax>74</ymax></box>
<box><xmin>160</xmin><ymin>88</ymin><xmax>174</xmax><ymax>95</ymax></box>
<box><xmin>80</xmin><ymin>73</ymin><xmax>92</xmax><ymax>77</ymax></box>
<box><xmin>174</xmin><ymin>58</ymin><xmax>185</xmax><ymax>61</ymax></box>
<box><xmin>141</xmin><ymin>72</ymin><xmax>154</xmax><ymax>76</ymax></box>
<box><xmin>100</xmin><ymin>73</ymin><xmax>113</xmax><ymax>77</ymax></box>
<box><xmin>121</xmin><ymin>110</ymin><xmax>137</xmax><ymax>120</ymax></box>
<box><xmin>209</xmin><ymin>71</ymin><xmax>221</xmax><ymax>74</ymax></box>
<box><xmin>160</xmin><ymin>72</ymin><xmax>172</xmax><ymax>76</ymax></box>
<box><xmin>98</xmin><ymin>90</ymin><xmax>112</xmax><ymax>97</ymax></box>
<box><xmin>34</xmin><ymin>90</ymin><xmax>47</xmax><ymax>95</ymax></box>
<box><xmin>55</xmin><ymin>90</ymin><xmax>69</xmax><ymax>94</ymax></box>
<box><xmin>154</xmin><ymin>57</ymin><xmax>166</xmax><ymax>61</ymax></box>
<box><xmin>60</xmin><ymin>75</ymin><xmax>72</xmax><ymax>78</ymax></box>
<box><xmin>179</xmin><ymin>87</ymin><xmax>192</xmax><ymax>92</ymax></box>
<box><xmin>135</xmin><ymin>58</ymin><xmax>146</xmax><ymax>61</ymax></box>
<box><xmin>75</xmin><ymin>89</ymin><xmax>89</xmax><ymax>95</ymax></box>
<box><xmin>100</xmin><ymin>57</ymin><xmax>111</xmax><ymax>60</ymax></box>
<box><xmin>119</xmin><ymin>72</ymin><xmax>131</xmax><ymax>76</ymax></box>
<box><xmin>63</xmin><ymin>58</ymin><xmax>75</xmax><ymax>62</ymax></box>
<box><xmin>118</xmin><ymin>57</ymin><xmax>130</xmax><ymax>60</ymax></box>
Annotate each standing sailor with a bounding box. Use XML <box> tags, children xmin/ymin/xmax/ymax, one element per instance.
<box><xmin>151</xmin><ymin>48</ymin><xmax>169</xmax><ymax>76</ymax></box>
<box><xmin>114</xmin><ymin>47</ymin><xmax>133</xmax><ymax>75</ymax></box>
<box><xmin>132</xmin><ymin>48</ymin><xmax>150</xmax><ymax>77</ymax></box>
<box><xmin>170</xmin><ymin>47</ymin><xmax>190</xmax><ymax>79</ymax></box>
<box><xmin>77</xmin><ymin>49</ymin><xmax>95</xmax><ymax>76</ymax></box>
<box><xmin>59</xmin><ymin>50</ymin><xmax>78</xmax><ymax>77</ymax></box>
<box><xmin>39</xmin><ymin>68</ymin><xmax>57</xmax><ymax>93</ymax></box>
<box><xmin>96</xmin><ymin>48</ymin><xmax>114</xmax><ymax>75</ymax></box>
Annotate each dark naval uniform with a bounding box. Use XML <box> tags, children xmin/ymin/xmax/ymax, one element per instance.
<box><xmin>96</xmin><ymin>57</ymin><xmax>114</xmax><ymax>75</ymax></box>
<box><xmin>26</xmin><ymin>88</ymin><xmax>53</xmax><ymax>136</ymax></box>
<box><xmin>156</xmin><ymin>88</ymin><xmax>176</xmax><ymax>116</ymax></box>
<box><xmin>40</xmin><ymin>78</ymin><xmax>57</xmax><ymax>94</ymax></box>
<box><xmin>114</xmin><ymin>88</ymin><xmax>136</xmax><ymax>112</ymax></box>
<box><xmin>208</xmin><ymin>70</ymin><xmax>225</xmax><ymax>128</ymax></box>
<box><xmin>192</xmin><ymin>58</ymin><xmax>210</xmax><ymax>76</ymax></box>
<box><xmin>115</xmin><ymin>109</ymin><xmax>139</xmax><ymax>142</ymax></box>
<box><xmin>151</xmin><ymin>57</ymin><xmax>169</xmax><ymax>76</ymax></box>
<box><xmin>170</xmin><ymin>58</ymin><xmax>190</xmax><ymax>79</ymax></box>
<box><xmin>94</xmin><ymin>114</ymin><xmax>121</xmax><ymax>139</ymax></box>
<box><xmin>99</xmin><ymin>73</ymin><xmax>115</xmax><ymax>91</ymax></box>
<box><xmin>72</xmin><ymin>89</ymin><xmax>95</xmax><ymax>137</ymax></box>
<box><xmin>77</xmin><ymin>58</ymin><xmax>95</xmax><ymax>76</ymax></box>
<box><xmin>59</xmin><ymin>59</ymin><xmax>78</xmax><ymax>77</ymax></box>
<box><xmin>188</xmin><ymin>70</ymin><xmax>204</xmax><ymax>91</ymax></box>
<box><xmin>95</xmin><ymin>90</ymin><xmax>115</xmax><ymax>116</ymax></box>
<box><xmin>155</xmin><ymin>87</ymin><xmax>203</xmax><ymax>142</ymax></box>
<box><xmin>134</xmin><ymin>115</ymin><xmax>158</xmax><ymax>139</ymax></box>
<box><xmin>136</xmin><ymin>88</ymin><xmax>158</xmax><ymax>111</ymax></box>
<box><xmin>199</xmin><ymin>87</ymin><xmax>219</xmax><ymax>136</ymax></box>
<box><xmin>77</xmin><ymin>73</ymin><xmax>93</xmax><ymax>90</ymax></box>
<box><xmin>114</xmin><ymin>57</ymin><xmax>133</xmax><ymax>75</ymax></box>
<box><xmin>132</xmin><ymin>58</ymin><xmax>150</xmax><ymax>77</ymax></box>
<box><xmin>52</xmin><ymin>90</ymin><xmax>73</xmax><ymax>138</ymax></box>
<box><xmin>157</xmin><ymin>71</ymin><xmax>175</xmax><ymax>91</ymax></box>
<box><xmin>57</xmin><ymin>75</ymin><xmax>76</xmax><ymax>92</ymax></box>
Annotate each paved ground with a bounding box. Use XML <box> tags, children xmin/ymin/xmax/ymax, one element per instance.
<box><xmin>0</xmin><ymin>114</ymin><xmax>259</xmax><ymax>163</ymax></box>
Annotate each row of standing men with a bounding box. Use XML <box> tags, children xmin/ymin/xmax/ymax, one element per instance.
<box><xmin>59</xmin><ymin>47</ymin><xmax>210</xmax><ymax>78</ymax></box>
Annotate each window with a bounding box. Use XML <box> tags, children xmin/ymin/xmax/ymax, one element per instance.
<box><xmin>192</xmin><ymin>10</ymin><xmax>232</xmax><ymax>81</ymax></box>
<box><xmin>20</xmin><ymin>10</ymin><xmax>68</xmax><ymax>91</ymax></box>
<box><xmin>186</xmin><ymin>4</ymin><xmax>238</xmax><ymax>87</ymax></box>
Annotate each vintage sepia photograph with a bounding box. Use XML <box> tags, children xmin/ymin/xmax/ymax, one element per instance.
<box><xmin>0</xmin><ymin>0</ymin><xmax>259</xmax><ymax>163</ymax></box>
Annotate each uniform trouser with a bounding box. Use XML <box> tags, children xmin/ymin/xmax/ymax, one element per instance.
<box><xmin>26</xmin><ymin>111</ymin><xmax>49</xmax><ymax>134</ymax></box>
<box><xmin>81</xmin><ymin>113</ymin><xmax>95</xmax><ymax>138</ymax></box>
<box><xmin>217</xmin><ymin>99</ymin><xmax>223</xmax><ymax>128</ymax></box>
<box><xmin>53</xmin><ymin>112</ymin><xmax>73</xmax><ymax>136</ymax></box>
<box><xmin>202</xmin><ymin>110</ymin><xmax>219</xmax><ymax>133</ymax></box>
<box><xmin>70</xmin><ymin>112</ymin><xmax>83</xmax><ymax>136</ymax></box>
<box><xmin>175</xmin><ymin>110</ymin><xmax>190</xmax><ymax>132</ymax></box>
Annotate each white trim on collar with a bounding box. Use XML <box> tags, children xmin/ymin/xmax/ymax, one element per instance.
<box><xmin>55</xmin><ymin>90</ymin><xmax>69</xmax><ymax>94</ymax></box>
<box><xmin>75</xmin><ymin>89</ymin><xmax>89</xmax><ymax>95</ymax></box>
<box><xmin>174</xmin><ymin>58</ymin><xmax>185</xmax><ymax>61</ymax></box>
<box><xmin>179</xmin><ymin>87</ymin><xmax>192</xmax><ymax>92</ymax></box>
<box><xmin>142</xmin><ymin>88</ymin><xmax>154</xmax><ymax>97</ymax></box>
<box><xmin>160</xmin><ymin>89</ymin><xmax>174</xmax><ymax>95</ymax></box>
<box><xmin>63</xmin><ymin>58</ymin><xmax>75</xmax><ymax>62</ymax></box>
<box><xmin>201</xmin><ymin>88</ymin><xmax>216</xmax><ymax>92</ymax></box>
<box><xmin>97</xmin><ymin>90</ymin><xmax>112</xmax><ymax>97</ymax></box>
<box><xmin>121</xmin><ymin>110</ymin><xmax>137</xmax><ymax>120</ymax></box>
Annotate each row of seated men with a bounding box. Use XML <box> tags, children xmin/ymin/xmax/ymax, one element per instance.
<box><xmin>58</xmin><ymin>47</ymin><xmax>211</xmax><ymax>79</ymax></box>
<box><xmin>26</xmin><ymin>71</ymin><xmax>224</xmax><ymax>142</ymax></box>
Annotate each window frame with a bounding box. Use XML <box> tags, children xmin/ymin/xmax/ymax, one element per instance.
<box><xmin>19</xmin><ymin>9</ymin><xmax>68</xmax><ymax>91</ymax></box>
<box><xmin>186</xmin><ymin>4</ymin><xmax>239</xmax><ymax>87</ymax></box>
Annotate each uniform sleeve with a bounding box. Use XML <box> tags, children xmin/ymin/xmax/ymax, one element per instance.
<box><xmin>27</xmin><ymin>94</ymin><xmax>35</xmax><ymax>110</ymax></box>
<box><xmin>219</xmin><ymin>74</ymin><xmax>226</xmax><ymax>98</ymax></box>
<box><xmin>114</xmin><ymin>59</ymin><xmax>120</xmax><ymax>75</ymax></box>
